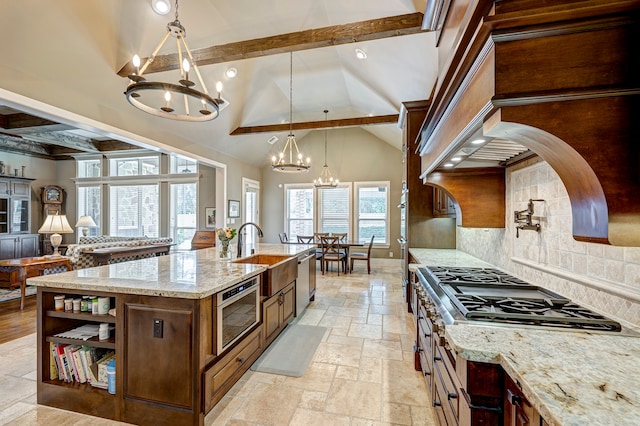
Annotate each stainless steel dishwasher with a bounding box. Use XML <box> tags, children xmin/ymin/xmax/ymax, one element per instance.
<box><xmin>296</xmin><ymin>250</ymin><xmax>314</xmax><ymax>316</ymax></box>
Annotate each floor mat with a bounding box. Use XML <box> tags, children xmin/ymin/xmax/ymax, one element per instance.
<box><xmin>250</xmin><ymin>324</ymin><xmax>327</xmax><ymax>377</ymax></box>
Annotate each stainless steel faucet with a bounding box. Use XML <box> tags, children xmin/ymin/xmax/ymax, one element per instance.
<box><xmin>514</xmin><ymin>199</ymin><xmax>544</xmax><ymax>237</ymax></box>
<box><xmin>237</xmin><ymin>222</ymin><xmax>264</xmax><ymax>257</ymax></box>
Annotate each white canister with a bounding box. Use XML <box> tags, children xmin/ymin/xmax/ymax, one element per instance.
<box><xmin>72</xmin><ymin>298</ymin><xmax>81</xmax><ymax>312</ymax></box>
<box><xmin>98</xmin><ymin>297</ymin><xmax>110</xmax><ymax>315</ymax></box>
<box><xmin>99</xmin><ymin>323</ymin><xmax>110</xmax><ymax>341</ymax></box>
<box><xmin>54</xmin><ymin>295</ymin><xmax>65</xmax><ymax>311</ymax></box>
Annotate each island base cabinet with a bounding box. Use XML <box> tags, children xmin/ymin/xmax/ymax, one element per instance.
<box><xmin>122</xmin><ymin>296</ymin><xmax>203</xmax><ymax>426</ymax></box>
<box><xmin>203</xmin><ymin>326</ymin><xmax>262</xmax><ymax>412</ymax></box>
<box><xmin>262</xmin><ymin>281</ymin><xmax>295</xmax><ymax>346</ymax></box>
<box><xmin>123</xmin><ymin>301</ymin><xmax>196</xmax><ymax>424</ymax></box>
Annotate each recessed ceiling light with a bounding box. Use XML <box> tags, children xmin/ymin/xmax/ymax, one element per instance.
<box><xmin>225</xmin><ymin>67</ymin><xmax>237</xmax><ymax>78</ymax></box>
<box><xmin>355</xmin><ymin>48</ymin><xmax>367</xmax><ymax>60</ymax></box>
<box><xmin>451</xmin><ymin>156</ymin><xmax>462</xmax><ymax>162</ymax></box>
<box><xmin>151</xmin><ymin>0</ymin><xmax>171</xmax><ymax>15</ymax></box>
<box><xmin>471</xmin><ymin>139</ymin><xmax>486</xmax><ymax>145</ymax></box>
<box><xmin>444</xmin><ymin>163</ymin><xmax>454</xmax><ymax>168</ymax></box>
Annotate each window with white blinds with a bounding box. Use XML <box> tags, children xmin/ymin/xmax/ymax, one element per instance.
<box><xmin>77</xmin><ymin>186</ymin><xmax>101</xmax><ymax>238</ymax></box>
<box><xmin>317</xmin><ymin>184</ymin><xmax>351</xmax><ymax>237</ymax></box>
<box><xmin>355</xmin><ymin>182</ymin><xmax>389</xmax><ymax>244</ymax></box>
<box><xmin>170</xmin><ymin>182</ymin><xmax>197</xmax><ymax>249</ymax></box>
<box><xmin>109</xmin><ymin>184</ymin><xmax>159</xmax><ymax>237</ymax></box>
<box><xmin>284</xmin><ymin>184</ymin><xmax>314</xmax><ymax>241</ymax></box>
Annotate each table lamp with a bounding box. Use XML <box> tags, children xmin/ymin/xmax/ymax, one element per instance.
<box><xmin>38</xmin><ymin>213</ymin><xmax>74</xmax><ymax>257</ymax></box>
<box><xmin>75</xmin><ymin>215</ymin><xmax>97</xmax><ymax>237</ymax></box>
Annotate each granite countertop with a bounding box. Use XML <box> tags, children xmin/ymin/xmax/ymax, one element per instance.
<box><xmin>28</xmin><ymin>243</ymin><xmax>314</xmax><ymax>299</ymax></box>
<box><xmin>408</xmin><ymin>248</ymin><xmax>640</xmax><ymax>426</ymax></box>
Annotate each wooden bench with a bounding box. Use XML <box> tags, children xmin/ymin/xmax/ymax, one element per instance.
<box><xmin>87</xmin><ymin>244</ymin><xmax>173</xmax><ymax>266</ymax></box>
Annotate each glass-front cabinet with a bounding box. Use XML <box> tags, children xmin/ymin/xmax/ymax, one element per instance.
<box><xmin>0</xmin><ymin>176</ymin><xmax>38</xmax><ymax>260</ymax></box>
<box><xmin>0</xmin><ymin>196</ymin><xmax>8</xmax><ymax>234</ymax></box>
<box><xmin>11</xmin><ymin>199</ymin><xmax>29</xmax><ymax>233</ymax></box>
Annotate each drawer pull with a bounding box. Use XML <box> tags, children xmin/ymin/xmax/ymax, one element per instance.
<box><xmin>237</xmin><ymin>357</ymin><xmax>245</xmax><ymax>364</ymax></box>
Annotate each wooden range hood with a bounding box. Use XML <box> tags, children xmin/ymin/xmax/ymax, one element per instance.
<box><xmin>417</xmin><ymin>0</ymin><xmax>640</xmax><ymax>246</ymax></box>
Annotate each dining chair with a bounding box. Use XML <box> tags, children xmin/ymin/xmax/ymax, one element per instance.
<box><xmin>297</xmin><ymin>235</ymin><xmax>314</xmax><ymax>244</ymax></box>
<box><xmin>320</xmin><ymin>236</ymin><xmax>347</xmax><ymax>275</ymax></box>
<box><xmin>312</xmin><ymin>232</ymin><xmax>328</xmax><ymax>259</ymax></box>
<box><xmin>332</xmin><ymin>233</ymin><xmax>347</xmax><ymax>242</ymax></box>
<box><xmin>331</xmin><ymin>233</ymin><xmax>348</xmax><ymax>256</ymax></box>
<box><xmin>278</xmin><ymin>232</ymin><xmax>289</xmax><ymax>243</ymax></box>
<box><xmin>349</xmin><ymin>235</ymin><xmax>374</xmax><ymax>274</ymax></box>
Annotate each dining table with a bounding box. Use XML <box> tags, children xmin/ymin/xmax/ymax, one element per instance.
<box><xmin>291</xmin><ymin>237</ymin><xmax>364</xmax><ymax>273</ymax></box>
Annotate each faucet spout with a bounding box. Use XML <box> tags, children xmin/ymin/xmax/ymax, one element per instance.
<box><xmin>237</xmin><ymin>222</ymin><xmax>264</xmax><ymax>257</ymax></box>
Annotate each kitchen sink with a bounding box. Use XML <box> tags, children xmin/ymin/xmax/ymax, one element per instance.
<box><xmin>232</xmin><ymin>254</ymin><xmax>297</xmax><ymax>297</ymax></box>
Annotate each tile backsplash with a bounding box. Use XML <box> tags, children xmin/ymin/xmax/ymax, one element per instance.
<box><xmin>457</xmin><ymin>158</ymin><xmax>640</xmax><ymax>329</ymax></box>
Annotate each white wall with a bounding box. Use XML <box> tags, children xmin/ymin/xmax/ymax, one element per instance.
<box><xmin>457</xmin><ymin>158</ymin><xmax>640</xmax><ymax>328</ymax></box>
<box><xmin>260</xmin><ymin>127</ymin><xmax>403</xmax><ymax>258</ymax></box>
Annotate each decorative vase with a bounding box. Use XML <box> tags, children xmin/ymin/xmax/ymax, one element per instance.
<box><xmin>220</xmin><ymin>241</ymin><xmax>230</xmax><ymax>259</ymax></box>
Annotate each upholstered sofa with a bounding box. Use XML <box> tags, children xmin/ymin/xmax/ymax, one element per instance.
<box><xmin>65</xmin><ymin>236</ymin><xmax>173</xmax><ymax>269</ymax></box>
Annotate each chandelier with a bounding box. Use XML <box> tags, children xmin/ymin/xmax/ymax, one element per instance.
<box><xmin>271</xmin><ymin>52</ymin><xmax>311</xmax><ymax>173</ymax></box>
<box><xmin>124</xmin><ymin>0</ymin><xmax>224</xmax><ymax>122</ymax></box>
<box><xmin>314</xmin><ymin>110</ymin><xmax>339</xmax><ymax>188</ymax></box>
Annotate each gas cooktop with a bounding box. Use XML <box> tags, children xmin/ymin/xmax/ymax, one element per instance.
<box><xmin>418</xmin><ymin>266</ymin><xmax>622</xmax><ymax>332</ymax></box>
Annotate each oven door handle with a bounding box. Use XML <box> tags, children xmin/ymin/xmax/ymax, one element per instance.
<box><xmin>218</xmin><ymin>283</ymin><xmax>258</xmax><ymax>307</ymax></box>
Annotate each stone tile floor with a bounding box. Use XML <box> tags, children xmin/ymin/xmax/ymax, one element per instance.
<box><xmin>0</xmin><ymin>259</ymin><xmax>436</xmax><ymax>425</ymax></box>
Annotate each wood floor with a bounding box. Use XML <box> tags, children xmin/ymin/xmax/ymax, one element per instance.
<box><xmin>0</xmin><ymin>294</ymin><xmax>37</xmax><ymax>344</ymax></box>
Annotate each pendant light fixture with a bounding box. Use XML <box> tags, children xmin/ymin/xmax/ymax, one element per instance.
<box><xmin>314</xmin><ymin>110</ymin><xmax>339</xmax><ymax>188</ymax></box>
<box><xmin>271</xmin><ymin>52</ymin><xmax>311</xmax><ymax>173</ymax></box>
<box><xmin>124</xmin><ymin>0</ymin><xmax>225</xmax><ymax>122</ymax></box>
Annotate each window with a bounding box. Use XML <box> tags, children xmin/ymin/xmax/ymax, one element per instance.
<box><xmin>109</xmin><ymin>184</ymin><xmax>159</xmax><ymax>237</ymax></box>
<box><xmin>284</xmin><ymin>184</ymin><xmax>314</xmax><ymax>241</ymax></box>
<box><xmin>109</xmin><ymin>156</ymin><xmax>159</xmax><ymax>176</ymax></box>
<box><xmin>170</xmin><ymin>183</ymin><xmax>197</xmax><ymax>249</ymax></box>
<box><xmin>170</xmin><ymin>156</ymin><xmax>198</xmax><ymax>174</ymax></box>
<box><xmin>317</xmin><ymin>184</ymin><xmax>351</xmax><ymax>237</ymax></box>
<box><xmin>77</xmin><ymin>158</ymin><xmax>101</xmax><ymax>178</ymax></box>
<box><xmin>77</xmin><ymin>186</ymin><xmax>101</xmax><ymax>238</ymax></box>
<box><xmin>355</xmin><ymin>182</ymin><xmax>389</xmax><ymax>244</ymax></box>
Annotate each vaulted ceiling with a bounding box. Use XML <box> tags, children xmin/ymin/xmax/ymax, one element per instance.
<box><xmin>0</xmin><ymin>0</ymin><xmax>439</xmax><ymax>167</ymax></box>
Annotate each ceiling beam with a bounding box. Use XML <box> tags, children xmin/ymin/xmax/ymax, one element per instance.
<box><xmin>118</xmin><ymin>13</ymin><xmax>425</xmax><ymax>77</ymax></box>
<box><xmin>0</xmin><ymin>134</ymin><xmax>54</xmax><ymax>158</ymax></box>
<box><xmin>23</xmin><ymin>132</ymin><xmax>101</xmax><ymax>153</ymax></box>
<box><xmin>231</xmin><ymin>114</ymin><xmax>399</xmax><ymax>135</ymax></box>
<box><xmin>0</xmin><ymin>113</ymin><xmax>72</xmax><ymax>132</ymax></box>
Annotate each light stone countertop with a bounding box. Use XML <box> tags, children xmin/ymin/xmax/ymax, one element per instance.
<box><xmin>408</xmin><ymin>248</ymin><xmax>640</xmax><ymax>426</ymax></box>
<box><xmin>28</xmin><ymin>243</ymin><xmax>315</xmax><ymax>299</ymax></box>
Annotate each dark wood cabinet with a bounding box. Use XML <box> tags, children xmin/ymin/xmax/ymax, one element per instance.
<box><xmin>262</xmin><ymin>281</ymin><xmax>295</xmax><ymax>346</ymax></box>
<box><xmin>504</xmin><ymin>374</ymin><xmax>544</xmax><ymax>426</ymax></box>
<box><xmin>124</xmin><ymin>303</ymin><xmax>194</xmax><ymax>408</ymax></box>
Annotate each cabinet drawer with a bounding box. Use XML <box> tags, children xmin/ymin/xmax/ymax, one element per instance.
<box><xmin>434</xmin><ymin>345</ymin><xmax>460</xmax><ymax>423</ymax></box>
<box><xmin>204</xmin><ymin>327</ymin><xmax>262</xmax><ymax>413</ymax></box>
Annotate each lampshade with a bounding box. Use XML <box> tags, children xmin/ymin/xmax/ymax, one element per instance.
<box><xmin>75</xmin><ymin>216</ymin><xmax>97</xmax><ymax>228</ymax></box>
<box><xmin>38</xmin><ymin>214</ymin><xmax>73</xmax><ymax>257</ymax></box>
<box><xmin>38</xmin><ymin>214</ymin><xmax>74</xmax><ymax>234</ymax></box>
<box><xmin>75</xmin><ymin>215</ymin><xmax>97</xmax><ymax>237</ymax></box>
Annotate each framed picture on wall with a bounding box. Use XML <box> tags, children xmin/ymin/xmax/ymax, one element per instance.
<box><xmin>205</xmin><ymin>207</ymin><xmax>216</xmax><ymax>228</ymax></box>
<box><xmin>228</xmin><ymin>200</ymin><xmax>240</xmax><ymax>218</ymax></box>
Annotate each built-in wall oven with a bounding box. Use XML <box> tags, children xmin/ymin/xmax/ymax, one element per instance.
<box><xmin>215</xmin><ymin>275</ymin><xmax>260</xmax><ymax>354</ymax></box>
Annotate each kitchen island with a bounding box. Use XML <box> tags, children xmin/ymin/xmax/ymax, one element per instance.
<box><xmin>29</xmin><ymin>243</ymin><xmax>315</xmax><ymax>426</ymax></box>
<box><xmin>409</xmin><ymin>248</ymin><xmax>640</xmax><ymax>426</ymax></box>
